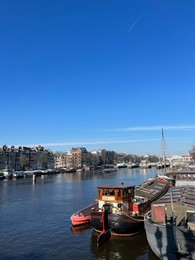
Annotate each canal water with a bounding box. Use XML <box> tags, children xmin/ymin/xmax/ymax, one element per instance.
<box><xmin>0</xmin><ymin>168</ymin><xmax>160</xmax><ymax>260</ymax></box>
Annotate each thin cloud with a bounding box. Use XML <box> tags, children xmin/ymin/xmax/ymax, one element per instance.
<box><xmin>7</xmin><ymin>125</ymin><xmax>195</xmax><ymax>148</ymax></box>
<box><xmin>110</xmin><ymin>125</ymin><xmax>195</xmax><ymax>132</ymax></box>
<box><xmin>11</xmin><ymin>139</ymin><xmax>157</xmax><ymax>148</ymax></box>
<box><xmin>12</xmin><ymin>137</ymin><xmax>182</xmax><ymax>148</ymax></box>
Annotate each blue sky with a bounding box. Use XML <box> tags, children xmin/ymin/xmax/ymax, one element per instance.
<box><xmin>1</xmin><ymin>0</ymin><xmax>195</xmax><ymax>156</ymax></box>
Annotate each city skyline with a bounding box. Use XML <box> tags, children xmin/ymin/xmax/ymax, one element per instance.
<box><xmin>1</xmin><ymin>1</ymin><xmax>195</xmax><ymax>156</ymax></box>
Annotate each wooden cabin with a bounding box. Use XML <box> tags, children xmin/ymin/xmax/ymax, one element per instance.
<box><xmin>96</xmin><ymin>184</ymin><xmax>135</xmax><ymax>213</ymax></box>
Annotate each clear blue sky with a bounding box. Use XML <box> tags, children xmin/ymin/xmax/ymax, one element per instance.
<box><xmin>1</xmin><ymin>0</ymin><xmax>195</xmax><ymax>156</ymax></box>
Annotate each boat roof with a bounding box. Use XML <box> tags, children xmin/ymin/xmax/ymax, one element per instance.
<box><xmin>135</xmin><ymin>178</ymin><xmax>169</xmax><ymax>200</ymax></box>
<box><xmin>169</xmin><ymin>169</ymin><xmax>195</xmax><ymax>174</ymax></box>
<box><xmin>152</xmin><ymin>185</ymin><xmax>195</xmax><ymax>206</ymax></box>
<box><xmin>97</xmin><ymin>184</ymin><xmax>134</xmax><ymax>189</ymax></box>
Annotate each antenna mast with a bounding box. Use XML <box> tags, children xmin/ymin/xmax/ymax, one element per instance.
<box><xmin>162</xmin><ymin>128</ymin><xmax>166</xmax><ymax>173</ymax></box>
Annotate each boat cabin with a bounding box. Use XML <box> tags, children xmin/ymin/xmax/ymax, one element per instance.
<box><xmin>97</xmin><ymin>184</ymin><xmax>135</xmax><ymax>213</ymax></box>
<box><xmin>167</xmin><ymin>170</ymin><xmax>195</xmax><ymax>186</ymax></box>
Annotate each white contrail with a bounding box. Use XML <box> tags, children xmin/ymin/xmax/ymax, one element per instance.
<box><xmin>128</xmin><ymin>15</ymin><xmax>141</xmax><ymax>32</ymax></box>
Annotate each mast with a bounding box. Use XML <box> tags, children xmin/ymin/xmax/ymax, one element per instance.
<box><xmin>161</xmin><ymin>128</ymin><xmax>166</xmax><ymax>173</ymax></box>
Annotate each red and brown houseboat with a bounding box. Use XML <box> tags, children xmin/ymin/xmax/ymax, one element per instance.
<box><xmin>90</xmin><ymin>177</ymin><xmax>170</xmax><ymax>244</ymax></box>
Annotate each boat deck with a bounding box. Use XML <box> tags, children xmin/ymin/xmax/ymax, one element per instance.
<box><xmin>151</xmin><ymin>185</ymin><xmax>195</xmax><ymax>226</ymax></box>
<box><xmin>152</xmin><ymin>185</ymin><xmax>195</xmax><ymax>205</ymax></box>
<box><xmin>75</xmin><ymin>200</ymin><xmax>98</xmax><ymax>216</ymax></box>
<box><xmin>135</xmin><ymin>178</ymin><xmax>169</xmax><ymax>200</ymax></box>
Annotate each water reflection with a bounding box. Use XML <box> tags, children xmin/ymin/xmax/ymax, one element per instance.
<box><xmin>1</xmin><ymin>167</ymin><xmax>160</xmax><ymax>184</ymax></box>
<box><xmin>59</xmin><ymin>167</ymin><xmax>159</xmax><ymax>183</ymax></box>
<box><xmin>91</xmin><ymin>231</ymin><xmax>149</xmax><ymax>260</ymax></box>
<box><xmin>71</xmin><ymin>223</ymin><xmax>91</xmax><ymax>234</ymax></box>
<box><xmin>70</xmin><ymin>224</ymin><xmax>159</xmax><ymax>260</ymax></box>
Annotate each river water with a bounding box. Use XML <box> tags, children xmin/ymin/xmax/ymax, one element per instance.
<box><xmin>0</xmin><ymin>168</ymin><xmax>160</xmax><ymax>260</ymax></box>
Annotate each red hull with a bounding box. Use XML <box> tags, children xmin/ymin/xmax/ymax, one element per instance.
<box><xmin>70</xmin><ymin>213</ymin><xmax>90</xmax><ymax>226</ymax></box>
<box><xmin>70</xmin><ymin>200</ymin><xmax>98</xmax><ymax>226</ymax></box>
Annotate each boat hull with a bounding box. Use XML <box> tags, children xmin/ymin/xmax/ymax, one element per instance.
<box><xmin>70</xmin><ymin>200</ymin><xmax>98</xmax><ymax>226</ymax></box>
<box><xmin>91</xmin><ymin>211</ymin><xmax>144</xmax><ymax>236</ymax></box>
<box><xmin>145</xmin><ymin>220</ymin><xmax>195</xmax><ymax>260</ymax></box>
<box><xmin>70</xmin><ymin>214</ymin><xmax>90</xmax><ymax>226</ymax></box>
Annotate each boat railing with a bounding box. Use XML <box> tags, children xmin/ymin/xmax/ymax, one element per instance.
<box><xmin>75</xmin><ymin>200</ymin><xmax>98</xmax><ymax>216</ymax></box>
<box><xmin>122</xmin><ymin>204</ymin><xmax>146</xmax><ymax>221</ymax></box>
<box><xmin>144</xmin><ymin>210</ymin><xmax>152</xmax><ymax>221</ymax></box>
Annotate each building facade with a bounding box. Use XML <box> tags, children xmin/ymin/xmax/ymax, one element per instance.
<box><xmin>0</xmin><ymin>145</ymin><xmax>54</xmax><ymax>171</ymax></box>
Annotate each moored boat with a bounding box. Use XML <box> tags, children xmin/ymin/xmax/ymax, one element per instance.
<box><xmin>70</xmin><ymin>200</ymin><xmax>98</xmax><ymax>226</ymax></box>
<box><xmin>102</xmin><ymin>168</ymin><xmax>117</xmax><ymax>173</ymax></box>
<box><xmin>127</xmin><ymin>163</ymin><xmax>139</xmax><ymax>168</ymax></box>
<box><xmin>157</xmin><ymin>174</ymin><xmax>175</xmax><ymax>186</ymax></box>
<box><xmin>66</xmin><ymin>167</ymin><xmax>76</xmax><ymax>173</ymax></box>
<box><xmin>116</xmin><ymin>163</ymin><xmax>127</xmax><ymax>168</ymax></box>
<box><xmin>12</xmin><ymin>171</ymin><xmax>24</xmax><ymax>179</ymax></box>
<box><xmin>76</xmin><ymin>168</ymin><xmax>84</xmax><ymax>173</ymax></box>
<box><xmin>90</xmin><ymin>177</ymin><xmax>170</xmax><ymax>244</ymax></box>
<box><xmin>0</xmin><ymin>173</ymin><xmax>5</xmax><ymax>180</ymax></box>
<box><xmin>167</xmin><ymin>169</ymin><xmax>195</xmax><ymax>186</ymax></box>
<box><xmin>139</xmin><ymin>160</ymin><xmax>151</xmax><ymax>169</ymax></box>
<box><xmin>144</xmin><ymin>185</ymin><xmax>195</xmax><ymax>259</ymax></box>
<box><xmin>1</xmin><ymin>169</ymin><xmax>13</xmax><ymax>179</ymax></box>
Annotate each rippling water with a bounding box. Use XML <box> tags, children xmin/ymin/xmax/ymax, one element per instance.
<box><xmin>0</xmin><ymin>168</ymin><xmax>160</xmax><ymax>259</ymax></box>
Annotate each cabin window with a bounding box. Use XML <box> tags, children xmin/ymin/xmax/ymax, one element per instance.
<box><xmin>118</xmin><ymin>189</ymin><xmax>121</xmax><ymax>197</ymax></box>
<box><xmin>103</xmin><ymin>189</ymin><xmax>107</xmax><ymax>195</ymax></box>
<box><xmin>177</xmin><ymin>175</ymin><xmax>181</xmax><ymax>180</ymax></box>
<box><xmin>123</xmin><ymin>188</ymin><xmax>127</xmax><ymax>196</ymax></box>
<box><xmin>108</xmin><ymin>189</ymin><xmax>114</xmax><ymax>195</ymax></box>
<box><xmin>128</xmin><ymin>188</ymin><xmax>132</xmax><ymax>195</ymax></box>
<box><xmin>182</xmin><ymin>174</ymin><xmax>186</xmax><ymax>180</ymax></box>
